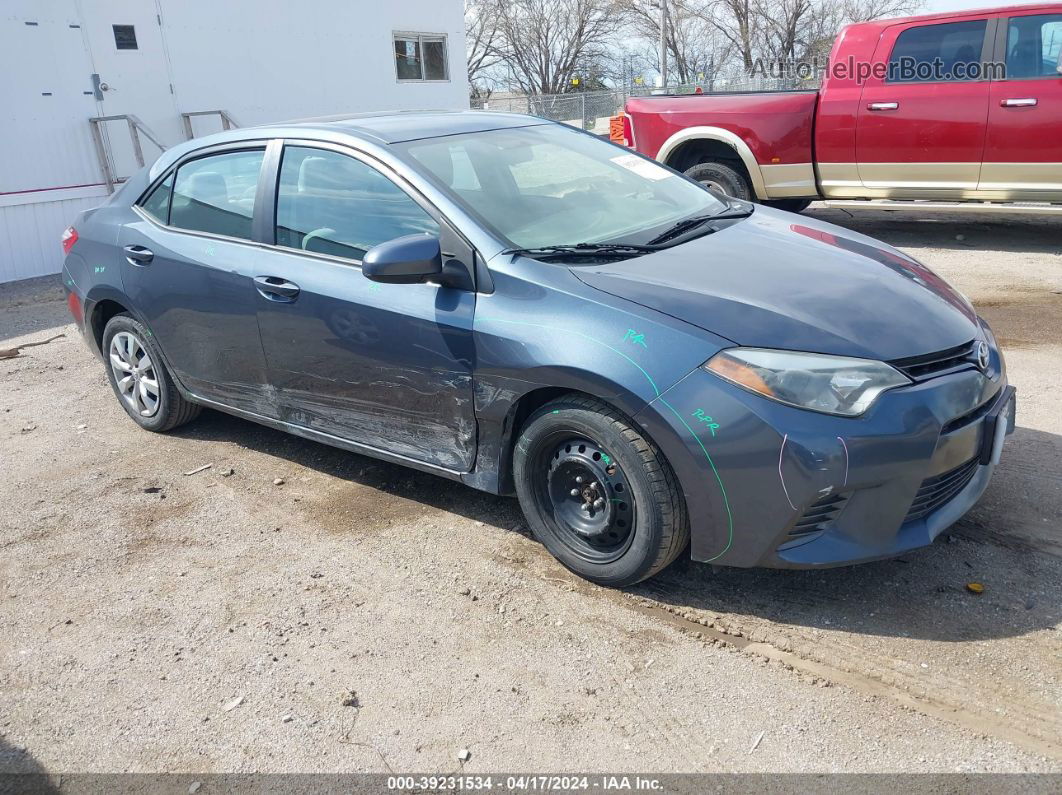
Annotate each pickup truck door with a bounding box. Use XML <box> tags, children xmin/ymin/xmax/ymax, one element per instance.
<box><xmin>856</xmin><ymin>18</ymin><xmax>993</xmax><ymax>198</ymax></box>
<box><xmin>980</xmin><ymin>11</ymin><xmax>1062</xmax><ymax>199</ymax></box>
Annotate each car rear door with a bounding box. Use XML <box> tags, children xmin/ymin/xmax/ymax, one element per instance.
<box><xmin>980</xmin><ymin>11</ymin><xmax>1062</xmax><ymax>199</ymax></box>
<box><xmin>856</xmin><ymin>17</ymin><xmax>994</xmax><ymax>197</ymax></box>
<box><xmin>119</xmin><ymin>143</ymin><xmax>276</xmax><ymax>416</ymax></box>
<box><xmin>250</xmin><ymin>140</ymin><xmax>478</xmax><ymax>471</ymax></box>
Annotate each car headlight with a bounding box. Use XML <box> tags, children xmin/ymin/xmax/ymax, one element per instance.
<box><xmin>704</xmin><ymin>348</ymin><xmax>911</xmax><ymax>417</ymax></box>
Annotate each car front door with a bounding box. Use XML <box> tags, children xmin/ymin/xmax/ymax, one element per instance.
<box><xmin>119</xmin><ymin>145</ymin><xmax>277</xmax><ymax>416</ymax></box>
<box><xmin>980</xmin><ymin>11</ymin><xmax>1062</xmax><ymax>200</ymax></box>
<box><xmin>857</xmin><ymin>18</ymin><xmax>993</xmax><ymax>197</ymax></box>
<box><xmin>251</xmin><ymin>142</ymin><xmax>477</xmax><ymax>471</ymax></box>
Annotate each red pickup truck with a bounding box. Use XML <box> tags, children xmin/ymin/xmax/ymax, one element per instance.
<box><xmin>617</xmin><ymin>4</ymin><xmax>1062</xmax><ymax>213</ymax></box>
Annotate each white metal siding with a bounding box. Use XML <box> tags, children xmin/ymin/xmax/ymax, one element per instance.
<box><xmin>0</xmin><ymin>0</ymin><xmax>469</xmax><ymax>283</ymax></box>
<box><xmin>0</xmin><ymin>196</ymin><xmax>102</xmax><ymax>283</ymax></box>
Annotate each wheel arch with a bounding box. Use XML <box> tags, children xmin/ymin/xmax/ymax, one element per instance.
<box><xmin>657</xmin><ymin>127</ymin><xmax>768</xmax><ymax>199</ymax></box>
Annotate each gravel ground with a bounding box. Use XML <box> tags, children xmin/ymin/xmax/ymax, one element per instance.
<box><xmin>0</xmin><ymin>207</ymin><xmax>1060</xmax><ymax>775</ymax></box>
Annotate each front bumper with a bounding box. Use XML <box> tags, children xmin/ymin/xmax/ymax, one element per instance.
<box><xmin>634</xmin><ymin>357</ymin><xmax>1013</xmax><ymax>568</ymax></box>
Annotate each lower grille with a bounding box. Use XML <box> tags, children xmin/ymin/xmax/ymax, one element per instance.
<box><xmin>788</xmin><ymin>493</ymin><xmax>847</xmax><ymax>538</ymax></box>
<box><xmin>905</xmin><ymin>457</ymin><xmax>980</xmax><ymax>522</ymax></box>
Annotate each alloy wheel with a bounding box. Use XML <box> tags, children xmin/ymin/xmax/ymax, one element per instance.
<box><xmin>109</xmin><ymin>331</ymin><xmax>161</xmax><ymax>417</ymax></box>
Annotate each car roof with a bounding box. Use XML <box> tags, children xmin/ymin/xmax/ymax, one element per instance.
<box><xmin>256</xmin><ymin>109</ymin><xmax>548</xmax><ymax>144</ymax></box>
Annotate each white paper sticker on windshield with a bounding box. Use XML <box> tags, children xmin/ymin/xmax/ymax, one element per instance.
<box><xmin>610</xmin><ymin>154</ymin><xmax>673</xmax><ymax>181</ymax></box>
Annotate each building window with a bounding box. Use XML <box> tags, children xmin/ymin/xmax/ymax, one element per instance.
<box><xmin>113</xmin><ymin>24</ymin><xmax>138</xmax><ymax>50</ymax></box>
<box><xmin>394</xmin><ymin>33</ymin><xmax>448</xmax><ymax>81</ymax></box>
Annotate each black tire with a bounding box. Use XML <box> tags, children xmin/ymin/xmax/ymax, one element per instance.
<box><xmin>684</xmin><ymin>161</ymin><xmax>752</xmax><ymax>201</ymax></box>
<box><xmin>763</xmin><ymin>198</ymin><xmax>813</xmax><ymax>213</ymax></box>
<box><xmin>513</xmin><ymin>394</ymin><xmax>689</xmax><ymax>587</ymax></box>
<box><xmin>102</xmin><ymin>313</ymin><xmax>201</xmax><ymax>433</ymax></box>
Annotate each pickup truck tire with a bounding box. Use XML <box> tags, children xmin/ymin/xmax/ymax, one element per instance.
<box><xmin>764</xmin><ymin>199</ymin><xmax>813</xmax><ymax>213</ymax></box>
<box><xmin>513</xmin><ymin>395</ymin><xmax>690</xmax><ymax>587</ymax></box>
<box><xmin>684</xmin><ymin>161</ymin><xmax>752</xmax><ymax>201</ymax></box>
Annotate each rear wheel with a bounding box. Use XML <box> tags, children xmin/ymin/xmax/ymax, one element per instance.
<box><xmin>513</xmin><ymin>395</ymin><xmax>689</xmax><ymax>587</ymax></box>
<box><xmin>102</xmin><ymin>313</ymin><xmax>201</xmax><ymax>433</ymax></box>
<box><xmin>684</xmin><ymin>161</ymin><xmax>752</xmax><ymax>201</ymax></box>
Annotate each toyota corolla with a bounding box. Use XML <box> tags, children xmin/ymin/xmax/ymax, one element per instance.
<box><xmin>61</xmin><ymin>111</ymin><xmax>1014</xmax><ymax>586</ymax></box>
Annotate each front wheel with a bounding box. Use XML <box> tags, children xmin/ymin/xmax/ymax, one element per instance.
<box><xmin>513</xmin><ymin>395</ymin><xmax>689</xmax><ymax>587</ymax></box>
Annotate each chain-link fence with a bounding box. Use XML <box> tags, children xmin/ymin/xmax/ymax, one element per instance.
<box><xmin>469</xmin><ymin>70</ymin><xmax>823</xmax><ymax>134</ymax></box>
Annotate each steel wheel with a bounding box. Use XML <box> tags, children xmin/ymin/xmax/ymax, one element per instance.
<box><xmin>108</xmin><ymin>331</ymin><xmax>160</xmax><ymax>418</ymax></box>
<box><xmin>540</xmin><ymin>436</ymin><xmax>637</xmax><ymax>564</ymax></box>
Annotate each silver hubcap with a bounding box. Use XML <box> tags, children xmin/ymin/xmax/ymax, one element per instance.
<box><xmin>700</xmin><ymin>179</ymin><xmax>726</xmax><ymax>193</ymax></box>
<box><xmin>109</xmin><ymin>331</ymin><xmax>160</xmax><ymax>417</ymax></box>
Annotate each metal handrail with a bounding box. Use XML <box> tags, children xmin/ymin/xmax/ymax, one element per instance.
<box><xmin>180</xmin><ymin>110</ymin><xmax>240</xmax><ymax>140</ymax></box>
<box><xmin>88</xmin><ymin>114</ymin><xmax>168</xmax><ymax>193</ymax></box>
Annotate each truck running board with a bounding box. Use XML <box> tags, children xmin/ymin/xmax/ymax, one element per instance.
<box><xmin>820</xmin><ymin>200</ymin><xmax>1062</xmax><ymax>216</ymax></box>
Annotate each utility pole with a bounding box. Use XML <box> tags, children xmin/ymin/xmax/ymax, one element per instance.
<box><xmin>657</xmin><ymin>0</ymin><xmax>668</xmax><ymax>89</ymax></box>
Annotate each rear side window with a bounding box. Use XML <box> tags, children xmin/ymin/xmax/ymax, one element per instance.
<box><xmin>169</xmin><ymin>149</ymin><xmax>265</xmax><ymax>240</ymax></box>
<box><xmin>275</xmin><ymin>146</ymin><xmax>439</xmax><ymax>262</ymax></box>
<box><xmin>139</xmin><ymin>172</ymin><xmax>173</xmax><ymax>223</ymax></box>
<box><xmin>887</xmin><ymin>20</ymin><xmax>988</xmax><ymax>82</ymax></box>
<box><xmin>1006</xmin><ymin>14</ymin><xmax>1062</xmax><ymax>79</ymax></box>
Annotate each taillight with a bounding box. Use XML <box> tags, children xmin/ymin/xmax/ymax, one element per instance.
<box><xmin>61</xmin><ymin>226</ymin><xmax>78</xmax><ymax>255</ymax></box>
<box><xmin>622</xmin><ymin>114</ymin><xmax>634</xmax><ymax>148</ymax></box>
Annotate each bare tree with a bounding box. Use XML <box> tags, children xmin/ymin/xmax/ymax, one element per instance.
<box><xmin>465</xmin><ymin>0</ymin><xmax>503</xmax><ymax>97</ymax></box>
<box><xmin>493</xmin><ymin>0</ymin><xmax>624</xmax><ymax>94</ymax></box>
<box><xmin>617</xmin><ymin>0</ymin><xmax>732</xmax><ymax>84</ymax></box>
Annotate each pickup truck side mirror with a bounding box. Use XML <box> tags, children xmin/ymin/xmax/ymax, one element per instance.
<box><xmin>363</xmin><ymin>234</ymin><xmax>443</xmax><ymax>284</ymax></box>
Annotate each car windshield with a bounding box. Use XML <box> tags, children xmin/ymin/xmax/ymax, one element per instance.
<box><xmin>397</xmin><ymin>124</ymin><xmax>728</xmax><ymax>251</ymax></box>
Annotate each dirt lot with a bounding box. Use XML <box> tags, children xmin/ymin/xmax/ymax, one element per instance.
<box><xmin>1</xmin><ymin>208</ymin><xmax>1060</xmax><ymax>775</ymax></box>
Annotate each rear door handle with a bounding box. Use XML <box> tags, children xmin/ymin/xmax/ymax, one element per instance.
<box><xmin>867</xmin><ymin>102</ymin><xmax>899</xmax><ymax>111</ymax></box>
<box><xmin>254</xmin><ymin>275</ymin><xmax>301</xmax><ymax>302</ymax></box>
<box><xmin>123</xmin><ymin>245</ymin><xmax>153</xmax><ymax>265</ymax></box>
<box><xmin>1000</xmin><ymin>98</ymin><xmax>1037</xmax><ymax>107</ymax></box>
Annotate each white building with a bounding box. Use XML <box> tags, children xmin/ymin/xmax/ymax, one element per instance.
<box><xmin>0</xmin><ymin>0</ymin><xmax>469</xmax><ymax>283</ymax></box>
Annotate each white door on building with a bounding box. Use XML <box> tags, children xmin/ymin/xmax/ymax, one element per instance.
<box><xmin>76</xmin><ymin>0</ymin><xmax>181</xmax><ymax>181</ymax></box>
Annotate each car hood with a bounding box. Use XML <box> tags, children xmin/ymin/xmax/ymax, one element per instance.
<box><xmin>573</xmin><ymin>207</ymin><xmax>980</xmax><ymax>361</ymax></box>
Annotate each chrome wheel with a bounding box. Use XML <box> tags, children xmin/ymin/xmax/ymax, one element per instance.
<box><xmin>109</xmin><ymin>331</ymin><xmax>160</xmax><ymax>417</ymax></box>
<box><xmin>698</xmin><ymin>179</ymin><xmax>725</xmax><ymax>193</ymax></box>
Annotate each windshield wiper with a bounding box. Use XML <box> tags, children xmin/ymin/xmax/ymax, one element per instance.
<box><xmin>646</xmin><ymin>204</ymin><xmax>755</xmax><ymax>246</ymax></box>
<box><xmin>503</xmin><ymin>242</ymin><xmax>662</xmax><ymax>259</ymax></box>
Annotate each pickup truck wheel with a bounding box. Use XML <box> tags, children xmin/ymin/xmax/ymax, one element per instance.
<box><xmin>513</xmin><ymin>395</ymin><xmax>689</xmax><ymax>587</ymax></box>
<box><xmin>684</xmin><ymin>161</ymin><xmax>752</xmax><ymax>201</ymax></box>
<box><xmin>763</xmin><ymin>198</ymin><xmax>813</xmax><ymax>213</ymax></box>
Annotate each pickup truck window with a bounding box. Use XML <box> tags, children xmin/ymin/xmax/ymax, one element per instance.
<box><xmin>1006</xmin><ymin>14</ymin><xmax>1062</xmax><ymax>79</ymax></box>
<box><xmin>887</xmin><ymin>20</ymin><xmax>987</xmax><ymax>83</ymax></box>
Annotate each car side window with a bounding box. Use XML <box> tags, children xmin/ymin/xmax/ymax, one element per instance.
<box><xmin>1006</xmin><ymin>14</ymin><xmax>1062</xmax><ymax>79</ymax></box>
<box><xmin>169</xmin><ymin>149</ymin><xmax>265</xmax><ymax>240</ymax></box>
<box><xmin>886</xmin><ymin>20</ymin><xmax>988</xmax><ymax>83</ymax></box>
<box><xmin>275</xmin><ymin>146</ymin><xmax>439</xmax><ymax>262</ymax></box>
<box><xmin>139</xmin><ymin>172</ymin><xmax>174</xmax><ymax>224</ymax></box>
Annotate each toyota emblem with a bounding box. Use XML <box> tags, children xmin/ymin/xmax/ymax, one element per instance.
<box><xmin>976</xmin><ymin>341</ymin><xmax>990</xmax><ymax>371</ymax></box>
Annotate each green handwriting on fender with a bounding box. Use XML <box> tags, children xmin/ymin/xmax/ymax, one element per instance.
<box><xmin>692</xmin><ymin>409</ymin><xmax>720</xmax><ymax>436</ymax></box>
<box><xmin>622</xmin><ymin>329</ymin><xmax>647</xmax><ymax>348</ymax></box>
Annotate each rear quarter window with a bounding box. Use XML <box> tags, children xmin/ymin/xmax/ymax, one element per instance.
<box><xmin>139</xmin><ymin>172</ymin><xmax>174</xmax><ymax>224</ymax></box>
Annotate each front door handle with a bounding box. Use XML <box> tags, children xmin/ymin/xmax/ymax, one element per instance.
<box><xmin>254</xmin><ymin>275</ymin><xmax>301</xmax><ymax>302</ymax></box>
<box><xmin>867</xmin><ymin>102</ymin><xmax>899</xmax><ymax>111</ymax></box>
<box><xmin>123</xmin><ymin>245</ymin><xmax>153</xmax><ymax>265</ymax></box>
<box><xmin>1000</xmin><ymin>98</ymin><xmax>1037</xmax><ymax>107</ymax></box>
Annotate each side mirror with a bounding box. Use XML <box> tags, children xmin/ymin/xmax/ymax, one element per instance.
<box><xmin>362</xmin><ymin>234</ymin><xmax>442</xmax><ymax>284</ymax></box>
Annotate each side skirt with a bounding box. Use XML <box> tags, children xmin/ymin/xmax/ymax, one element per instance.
<box><xmin>187</xmin><ymin>393</ymin><xmax>470</xmax><ymax>485</ymax></box>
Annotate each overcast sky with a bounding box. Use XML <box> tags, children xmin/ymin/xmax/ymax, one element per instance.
<box><xmin>921</xmin><ymin>0</ymin><xmax>1047</xmax><ymax>11</ymax></box>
